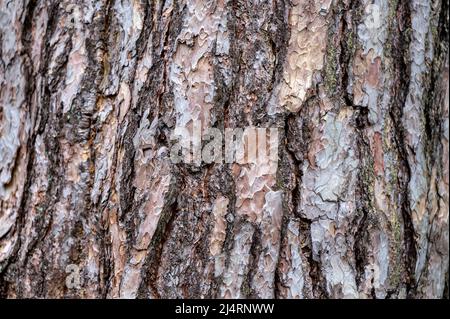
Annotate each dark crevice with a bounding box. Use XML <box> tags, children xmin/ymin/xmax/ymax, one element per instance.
<box><xmin>0</xmin><ymin>1</ymin><xmax>62</xmax><ymax>297</ymax></box>
<box><xmin>388</xmin><ymin>0</ymin><xmax>417</xmax><ymax>297</ymax></box>
<box><xmin>416</xmin><ymin>0</ymin><xmax>449</xmax><ymax>294</ymax></box>
<box><xmin>21</xmin><ymin>0</ymin><xmax>38</xmax><ymax>57</ymax></box>
<box><xmin>273</xmin><ymin>78</ymin><xmax>301</xmax><ymax>298</ymax></box>
<box><xmin>280</xmin><ymin>107</ymin><xmax>328</xmax><ymax>298</ymax></box>
<box><xmin>134</xmin><ymin>1</ymin><xmax>188</xmax><ymax>297</ymax></box>
<box><xmin>339</xmin><ymin>0</ymin><xmax>359</xmax><ymax>104</ymax></box>
<box><xmin>353</xmin><ymin>107</ymin><xmax>377</xmax><ymax>291</ymax></box>
<box><xmin>244</xmin><ymin>227</ymin><xmax>262</xmax><ymax>298</ymax></box>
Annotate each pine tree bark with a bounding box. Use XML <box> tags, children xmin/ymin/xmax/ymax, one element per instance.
<box><xmin>0</xmin><ymin>0</ymin><xmax>448</xmax><ymax>299</ymax></box>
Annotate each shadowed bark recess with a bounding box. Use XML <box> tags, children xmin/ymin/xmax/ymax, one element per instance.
<box><xmin>0</xmin><ymin>0</ymin><xmax>448</xmax><ymax>299</ymax></box>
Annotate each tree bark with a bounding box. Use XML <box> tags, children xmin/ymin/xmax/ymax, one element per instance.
<box><xmin>0</xmin><ymin>0</ymin><xmax>448</xmax><ymax>299</ymax></box>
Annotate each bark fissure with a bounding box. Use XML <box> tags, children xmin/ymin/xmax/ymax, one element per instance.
<box><xmin>387</xmin><ymin>0</ymin><xmax>417</xmax><ymax>297</ymax></box>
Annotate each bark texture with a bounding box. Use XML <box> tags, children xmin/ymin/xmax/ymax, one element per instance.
<box><xmin>0</xmin><ymin>0</ymin><xmax>448</xmax><ymax>299</ymax></box>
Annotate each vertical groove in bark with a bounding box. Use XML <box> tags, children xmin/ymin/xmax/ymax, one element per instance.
<box><xmin>388</xmin><ymin>0</ymin><xmax>417</xmax><ymax>296</ymax></box>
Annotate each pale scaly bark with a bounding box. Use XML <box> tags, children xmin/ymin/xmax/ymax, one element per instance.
<box><xmin>0</xmin><ymin>0</ymin><xmax>448</xmax><ymax>298</ymax></box>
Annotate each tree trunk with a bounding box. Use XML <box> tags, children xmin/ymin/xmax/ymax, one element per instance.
<box><xmin>0</xmin><ymin>0</ymin><xmax>448</xmax><ymax>299</ymax></box>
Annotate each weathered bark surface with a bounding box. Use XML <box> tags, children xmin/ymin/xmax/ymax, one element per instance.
<box><xmin>0</xmin><ymin>0</ymin><xmax>448</xmax><ymax>299</ymax></box>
